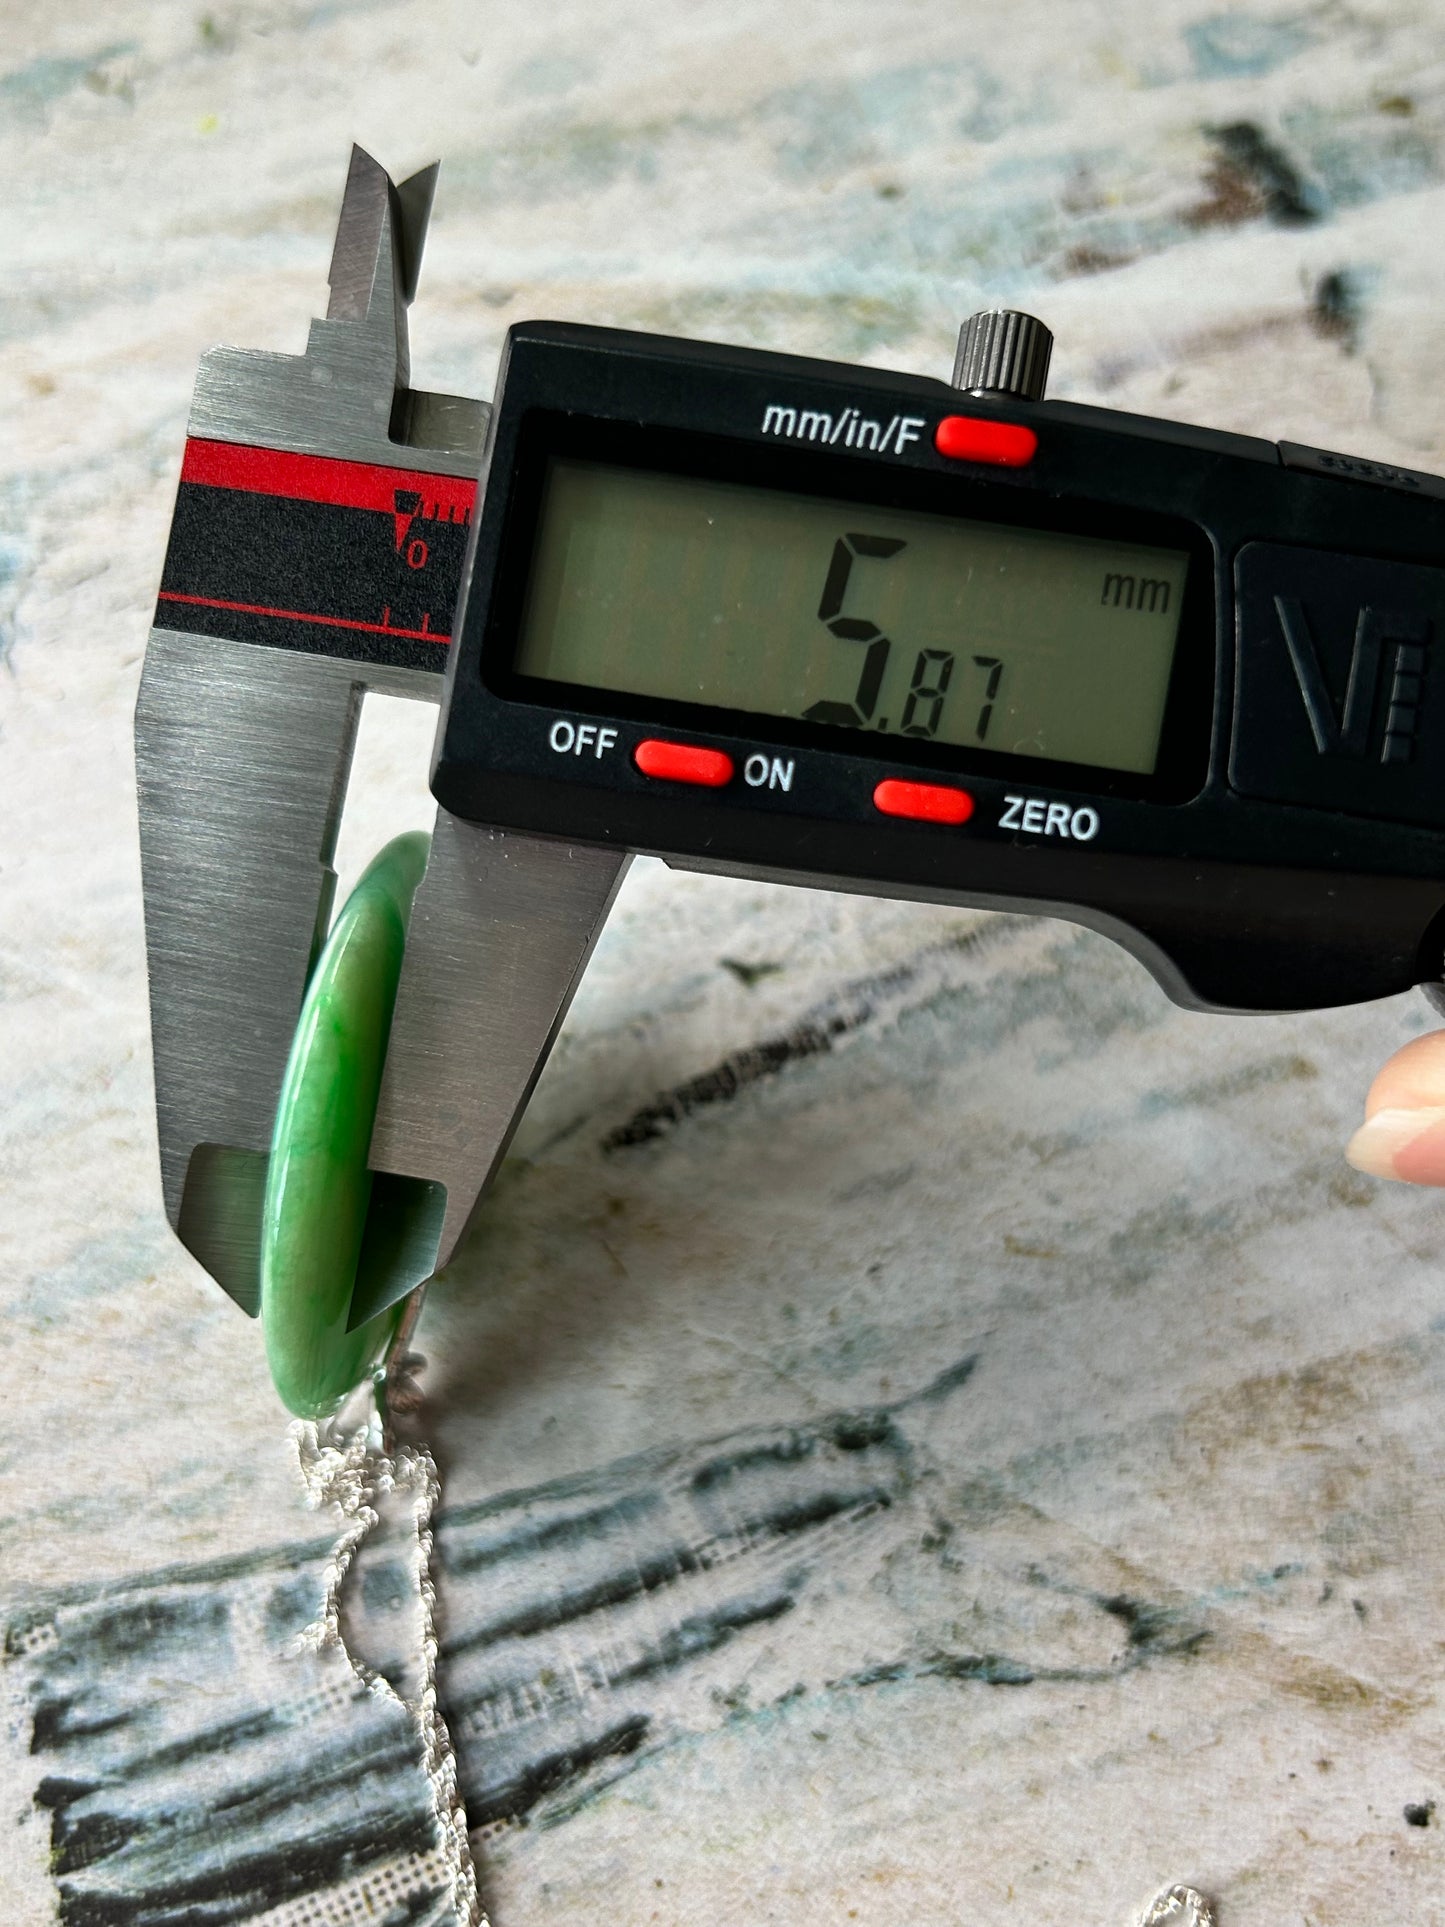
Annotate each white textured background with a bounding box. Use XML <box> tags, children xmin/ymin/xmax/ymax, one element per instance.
<box><xmin>5</xmin><ymin>4</ymin><xmax>1445</xmax><ymax>1923</ymax></box>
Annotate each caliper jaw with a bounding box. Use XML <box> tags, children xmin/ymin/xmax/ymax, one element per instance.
<box><xmin>189</xmin><ymin>145</ymin><xmax>483</xmax><ymax>467</ymax></box>
<box><xmin>136</xmin><ymin>148</ymin><xmax>486</xmax><ymax>1316</ymax></box>
<box><xmin>139</xmin><ymin>146</ymin><xmax>632</xmax><ymax>1329</ymax></box>
<box><xmin>363</xmin><ymin>819</ymin><xmax>630</xmax><ymax>1323</ymax></box>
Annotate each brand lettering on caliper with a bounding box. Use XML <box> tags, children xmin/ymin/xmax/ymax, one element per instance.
<box><xmin>1272</xmin><ymin>597</ymin><xmax>1431</xmax><ymax>766</ymax></box>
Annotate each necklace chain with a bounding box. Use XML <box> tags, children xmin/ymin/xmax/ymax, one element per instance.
<box><xmin>288</xmin><ymin>1353</ymin><xmax>1216</xmax><ymax>1927</ymax></box>
<box><xmin>290</xmin><ymin>1352</ymin><xmax>486</xmax><ymax>1927</ymax></box>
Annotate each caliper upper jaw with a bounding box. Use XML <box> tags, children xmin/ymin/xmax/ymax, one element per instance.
<box><xmin>136</xmin><ymin>147</ymin><xmax>488</xmax><ymax>1317</ymax></box>
<box><xmin>327</xmin><ymin>145</ymin><xmax>437</xmax><ymax>329</ymax></box>
<box><xmin>190</xmin><ymin>145</ymin><xmax>482</xmax><ymax>471</ymax></box>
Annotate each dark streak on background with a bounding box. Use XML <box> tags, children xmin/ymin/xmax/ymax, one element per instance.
<box><xmin>6</xmin><ymin>1361</ymin><xmax>1213</xmax><ymax>1925</ymax></box>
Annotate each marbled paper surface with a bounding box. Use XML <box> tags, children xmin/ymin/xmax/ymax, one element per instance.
<box><xmin>5</xmin><ymin>3</ymin><xmax>1445</xmax><ymax>1922</ymax></box>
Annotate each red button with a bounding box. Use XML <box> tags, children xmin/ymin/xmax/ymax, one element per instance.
<box><xmin>635</xmin><ymin>739</ymin><xmax>735</xmax><ymax>787</ymax></box>
<box><xmin>934</xmin><ymin>415</ymin><xmax>1038</xmax><ymax>467</ymax></box>
<box><xmin>873</xmin><ymin>778</ymin><xmax>974</xmax><ymax>825</ymax></box>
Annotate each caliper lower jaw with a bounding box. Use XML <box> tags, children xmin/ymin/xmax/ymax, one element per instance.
<box><xmin>361</xmin><ymin>819</ymin><xmax>631</xmax><ymax>1324</ymax></box>
<box><xmin>136</xmin><ymin>146</ymin><xmax>495</xmax><ymax>1318</ymax></box>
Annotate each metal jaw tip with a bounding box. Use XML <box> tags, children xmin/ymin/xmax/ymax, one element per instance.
<box><xmin>188</xmin><ymin>145</ymin><xmax>482</xmax><ymax>470</ymax></box>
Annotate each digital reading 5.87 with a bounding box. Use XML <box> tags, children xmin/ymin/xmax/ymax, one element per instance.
<box><xmin>516</xmin><ymin>458</ymin><xmax>1191</xmax><ymax>777</ymax></box>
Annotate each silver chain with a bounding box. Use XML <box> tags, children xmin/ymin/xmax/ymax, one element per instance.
<box><xmin>287</xmin><ymin>1332</ymin><xmax>1215</xmax><ymax>1927</ymax></box>
<box><xmin>290</xmin><ymin>1340</ymin><xmax>487</xmax><ymax>1927</ymax></box>
<box><xmin>1141</xmin><ymin>1884</ymin><xmax>1217</xmax><ymax>1925</ymax></box>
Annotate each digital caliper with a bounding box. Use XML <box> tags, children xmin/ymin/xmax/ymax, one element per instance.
<box><xmin>136</xmin><ymin>147</ymin><xmax>1445</xmax><ymax>1331</ymax></box>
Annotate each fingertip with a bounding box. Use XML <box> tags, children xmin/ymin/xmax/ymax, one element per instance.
<box><xmin>1363</xmin><ymin>1029</ymin><xmax>1445</xmax><ymax>1120</ymax></box>
<box><xmin>1347</xmin><ymin>1106</ymin><xmax>1445</xmax><ymax>1185</ymax></box>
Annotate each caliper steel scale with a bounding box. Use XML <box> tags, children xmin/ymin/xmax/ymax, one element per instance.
<box><xmin>137</xmin><ymin>148</ymin><xmax>1445</xmax><ymax>1333</ymax></box>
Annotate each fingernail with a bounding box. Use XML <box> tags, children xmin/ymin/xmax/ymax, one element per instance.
<box><xmin>1346</xmin><ymin>1106</ymin><xmax>1445</xmax><ymax>1180</ymax></box>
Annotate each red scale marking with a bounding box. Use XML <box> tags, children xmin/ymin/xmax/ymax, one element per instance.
<box><xmin>156</xmin><ymin>591</ymin><xmax>444</xmax><ymax>645</ymax></box>
<box><xmin>177</xmin><ymin>438</ymin><xmax>476</xmax><ymax>518</ymax></box>
<box><xmin>158</xmin><ymin>439</ymin><xmax>478</xmax><ymax>647</ymax></box>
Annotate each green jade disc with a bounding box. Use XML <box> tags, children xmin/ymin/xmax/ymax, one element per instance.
<box><xmin>261</xmin><ymin>832</ymin><xmax>430</xmax><ymax>1418</ymax></box>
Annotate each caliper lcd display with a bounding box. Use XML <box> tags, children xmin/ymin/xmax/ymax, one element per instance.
<box><xmin>514</xmin><ymin>457</ymin><xmax>1191</xmax><ymax>776</ymax></box>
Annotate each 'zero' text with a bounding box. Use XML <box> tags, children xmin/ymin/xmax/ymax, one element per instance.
<box><xmin>999</xmin><ymin>794</ymin><xmax>1100</xmax><ymax>840</ymax></box>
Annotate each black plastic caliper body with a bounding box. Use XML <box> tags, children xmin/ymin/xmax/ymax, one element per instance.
<box><xmin>433</xmin><ymin>321</ymin><xmax>1445</xmax><ymax>1015</ymax></box>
